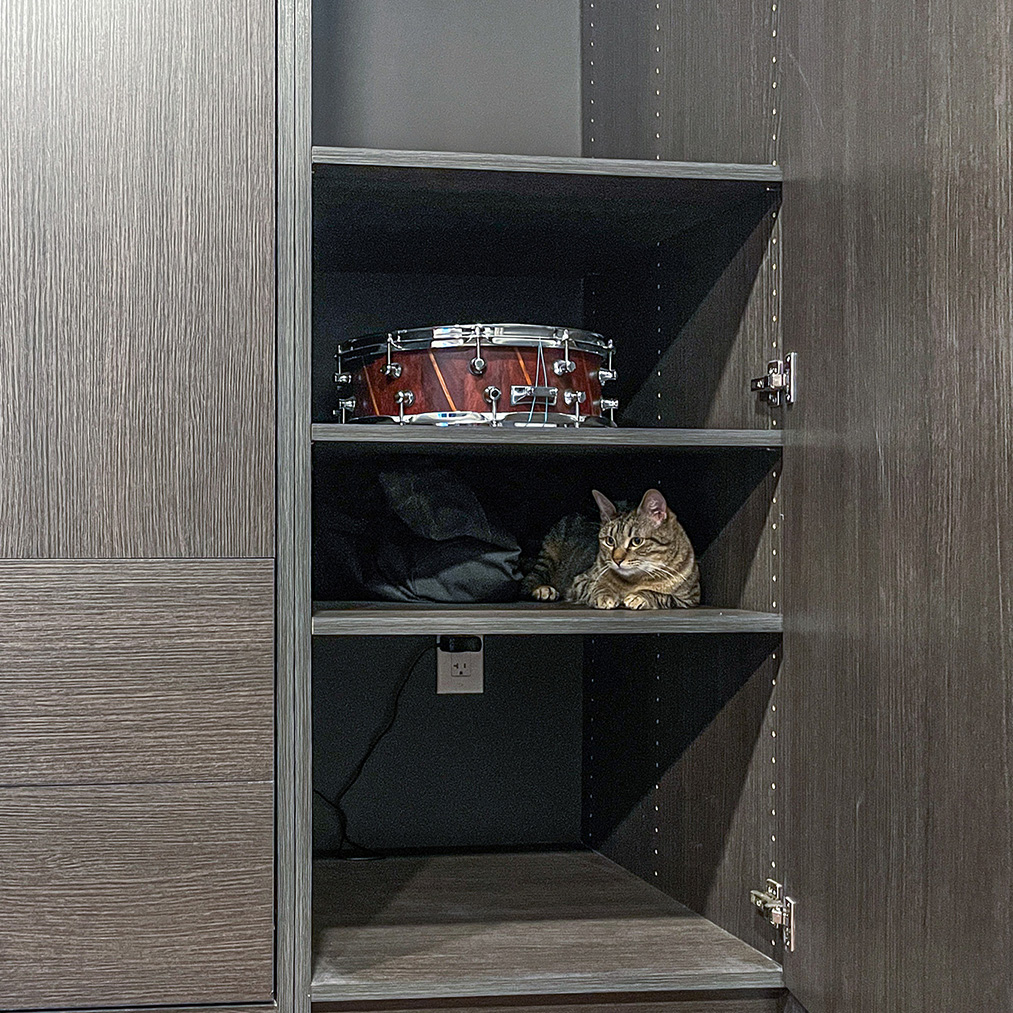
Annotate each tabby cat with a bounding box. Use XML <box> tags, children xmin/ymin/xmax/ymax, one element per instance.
<box><xmin>523</xmin><ymin>489</ymin><xmax>700</xmax><ymax>609</ymax></box>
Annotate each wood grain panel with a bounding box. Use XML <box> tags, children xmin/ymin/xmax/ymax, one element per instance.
<box><xmin>311</xmin><ymin>604</ymin><xmax>782</xmax><ymax>636</ymax></box>
<box><xmin>0</xmin><ymin>781</ymin><xmax>274</xmax><ymax>1009</ymax></box>
<box><xmin>777</xmin><ymin>1</ymin><xmax>969</xmax><ymax>1011</ymax></box>
<box><xmin>0</xmin><ymin>559</ymin><xmax>274</xmax><ymax>784</ymax></box>
<box><xmin>586</xmin><ymin>635</ymin><xmax>780</xmax><ymax>953</ymax></box>
<box><xmin>314</xmin><ymin>995</ymin><xmax>782</xmax><ymax>1012</ymax></box>
<box><xmin>658</xmin><ymin>1</ymin><xmax>775</xmax><ymax>165</ymax></box>
<box><xmin>312</xmin><ymin>426</ymin><xmax>783</xmax><ymax>448</ymax></box>
<box><xmin>0</xmin><ymin>0</ymin><xmax>275</xmax><ymax>558</ymax></box>
<box><xmin>581</xmin><ymin>1</ymin><xmax>775</xmax><ymax>166</ymax></box>
<box><xmin>311</xmin><ymin>852</ymin><xmax>781</xmax><ymax>1002</ymax></box>
<box><xmin>923</xmin><ymin>2</ymin><xmax>1013</xmax><ymax>1009</ymax></box>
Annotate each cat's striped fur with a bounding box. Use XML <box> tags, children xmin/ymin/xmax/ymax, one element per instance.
<box><xmin>525</xmin><ymin>489</ymin><xmax>700</xmax><ymax>609</ymax></box>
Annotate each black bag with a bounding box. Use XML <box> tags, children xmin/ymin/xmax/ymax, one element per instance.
<box><xmin>322</xmin><ymin>465</ymin><xmax>522</xmax><ymax>603</ymax></box>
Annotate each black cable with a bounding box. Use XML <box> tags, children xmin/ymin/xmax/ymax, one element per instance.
<box><xmin>314</xmin><ymin>642</ymin><xmax>435</xmax><ymax>859</ymax></box>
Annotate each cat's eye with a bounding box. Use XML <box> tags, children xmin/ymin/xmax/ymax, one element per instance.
<box><xmin>631</xmin><ymin>537</ymin><xmax>644</xmax><ymax>546</ymax></box>
<box><xmin>603</xmin><ymin>536</ymin><xmax>615</xmax><ymax>546</ymax></box>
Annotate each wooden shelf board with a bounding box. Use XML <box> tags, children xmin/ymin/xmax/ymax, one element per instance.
<box><xmin>311</xmin><ymin>850</ymin><xmax>783</xmax><ymax>1002</ymax></box>
<box><xmin>311</xmin><ymin>603</ymin><xmax>783</xmax><ymax>636</ymax></box>
<box><xmin>312</xmin><ymin>146</ymin><xmax>783</xmax><ymax>182</ymax></box>
<box><xmin>311</xmin><ymin>424</ymin><xmax>782</xmax><ymax>450</ymax></box>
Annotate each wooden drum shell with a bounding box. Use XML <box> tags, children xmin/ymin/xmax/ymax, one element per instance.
<box><xmin>348</xmin><ymin>345</ymin><xmax>606</xmax><ymax>422</ymax></box>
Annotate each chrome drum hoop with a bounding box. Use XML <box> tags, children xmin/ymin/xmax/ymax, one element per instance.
<box><xmin>338</xmin><ymin>323</ymin><xmax>611</xmax><ymax>366</ymax></box>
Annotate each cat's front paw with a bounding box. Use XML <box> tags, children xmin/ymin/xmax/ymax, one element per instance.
<box><xmin>531</xmin><ymin>584</ymin><xmax>559</xmax><ymax>601</ymax></box>
<box><xmin>623</xmin><ymin>592</ymin><xmax>654</xmax><ymax>610</ymax></box>
<box><xmin>591</xmin><ymin>592</ymin><xmax>620</xmax><ymax>609</ymax></box>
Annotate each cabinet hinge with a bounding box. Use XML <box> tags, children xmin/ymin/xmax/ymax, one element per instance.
<box><xmin>750</xmin><ymin>878</ymin><xmax>796</xmax><ymax>951</ymax></box>
<box><xmin>751</xmin><ymin>351</ymin><xmax>797</xmax><ymax>406</ymax></box>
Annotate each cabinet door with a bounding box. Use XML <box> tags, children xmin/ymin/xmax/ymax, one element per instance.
<box><xmin>0</xmin><ymin>0</ymin><xmax>278</xmax><ymax>1008</ymax></box>
<box><xmin>780</xmin><ymin>3</ymin><xmax>1013</xmax><ymax>1010</ymax></box>
<box><xmin>0</xmin><ymin>0</ymin><xmax>275</xmax><ymax>559</ymax></box>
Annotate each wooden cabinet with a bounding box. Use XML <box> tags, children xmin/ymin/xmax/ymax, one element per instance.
<box><xmin>0</xmin><ymin>0</ymin><xmax>278</xmax><ymax>1008</ymax></box>
<box><xmin>279</xmin><ymin>3</ymin><xmax>1013</xmax><ymax>1013</ymax></box>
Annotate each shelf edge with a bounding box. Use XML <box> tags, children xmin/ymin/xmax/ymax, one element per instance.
<box><xmin>310</xmin><ymin>425</ymin><xmax>784</xmax><ymax>448</ymax></box>
<box><xmin>312</xmin><ymin>146</ymin><xmax>783</xmax><ymax>183</ymax></box>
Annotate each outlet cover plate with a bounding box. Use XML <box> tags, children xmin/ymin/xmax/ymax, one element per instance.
<box><xmin>436</xmin><ymin>638</ymin><xmax>484</xmax><ymax>694</ymax></box>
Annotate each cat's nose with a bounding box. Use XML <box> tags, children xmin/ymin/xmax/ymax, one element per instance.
<box><xmin>612</xmin><ymin>550</ymin><xmax>626</xmax><ymax>564</ymax></box>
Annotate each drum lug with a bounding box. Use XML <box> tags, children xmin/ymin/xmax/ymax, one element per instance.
<box><xmin>334</xmin><ymin>397</ymin><xmax>357</xmax><ymax>424</ymax></box>
<box><xmin>598</xmin><ymin>368</ymin><xmax>617</xmax><ymax>383</ymax></box>
<box><xmin>600</xmin><ymin>397</ymin><xmax>619</xmax><ymax>425</ymax></box>
<box><xmin>334</xmin><ymin>372</ymin><xmax>353</xmax><ymax>386</ymax></box>
<box><xmin>564</xmin><ymin>389</ymin><xmax>587</xmax><ymax>427</ymax></box>
<box><xmin>553</xmin><ymin>330</ymin><xmax>576</xmax><ymax>376</ymax></box>
<box><xmin>395</xmin><ymin>389</ymin><xmax>415</xmax><ymax>424</ymax></box>
<box><xmin>483</xmin><ymin>385</ymin><xmax>502</xmax><ymax>426</ymax></box>
<box><xmin>470</xmin><ymin>331</ymin><xmax>487</xmax><ymax>375</ymax></box>
<box><xmin>383</xmin><ymin>333</ymin><xmax>403</xmax><ymax>380</ymax></box>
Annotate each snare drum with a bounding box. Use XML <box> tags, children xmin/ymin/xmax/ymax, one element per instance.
<box><xmin>334</xmin><ymin>324</ymin><xmax>618</xmax><ymax>426</ymax></box>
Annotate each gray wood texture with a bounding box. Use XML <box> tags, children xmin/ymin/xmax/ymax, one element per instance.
<box><xmin>0</xmin><ymin>0</ymin><xmax>275</xmax><ymax>558</ymax></box>
<box><xmin>580</xmin><ymin>0</ymin><xmax>774</xmax><ymax>166</ymax></box>
<box><xmin>657</xmin><ymin>2</ymin><xmax>776</xmax><ymax>165</ymax></box>
<box><xmin>0</xmin><ymin>781</ymin><xmax>274</xmax><ymax>1009</ymax></box>
<box><xmin>278</xmin><ymin>2</ymin><xmax>310</xmax><ymax>1012</ymax></box>
<box><xmin>578</xmin><ymin>1</ymin><xmax>783</xmax><ymax>956</ymax></box>
<box><xmin>313</xmin><ymin>147</ymin><xmax>781</xmax><ymax>181</ymax></box>
<box><xmin>586</xmin><ymin>636</ymin><xmax>781</xmax><ymax>957</ymax></box>
<box><xmin>313</xmin><ymin>996</ymin><xmax>782</xmax><ymax>1012</ymax></box>
<box><xmin>311</xmin><ymin>604</ymin><xmax>782</xmax><ymax>637</ymax></box>
<box><xmin>0</xmin><ymin>559</ymin><xmax>273</xmax><ymax>785</ymax></box>
<box><xmin>312</xmin><ymin>1</ymin><xmax>581</xmax><ymax>157</ymax></box>
<box><xmin>780</xmin><ymin>1</ymin><xmax>1013</xmax><ymax>1010</ymax></box>
<box><xmin>22</xmin><ymin>1007</ymin><xmax>276</xmax><ymax>1013</ymax></box>
<box><xmin>311</xmin><ymin>426</ymin><xmax>783</xmax><ymax>448</ymax></box>
<box><xmin>312</xmin><ymin>851</ymin><xmax>782</xmax><ymax>1001</ymax></box>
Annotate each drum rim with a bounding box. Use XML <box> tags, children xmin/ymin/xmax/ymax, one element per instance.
<box><xmin>339</xmin><ymin>322</ymin><xmax>611</xmax><ymax>359</ymax></box>
<box><xmin>349</xmin><ymin>410</ymin><xmax>611</xmax><ymax>427</ymax></box>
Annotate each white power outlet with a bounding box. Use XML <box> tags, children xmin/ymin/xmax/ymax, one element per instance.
<box><xmin>436</xmin><ymin>636</ymin><xmax>484</xmax><ymax>694</ymax></box>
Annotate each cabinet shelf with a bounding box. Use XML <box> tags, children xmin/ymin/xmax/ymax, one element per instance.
<box><xmin>313</xmin><ymin>145</ymin><xmax>783</xmax><ymax>181</ymax></box>
<box><xmin>311</xmin><ymin>850</ymin><xmax>783</xmax><ymax>1002</ymax></box>
<box><xmin>311</xmin><ymin>424</ymin><xmax>782</xmax><ymax>450</ymax></box>
<box><xmin>312</xmin><ymin>602</ymin><xmax>782</xmax><ymax>636</ymax></box>
<box><xmin>313</xmin><ymin>147</ymin><xmax>781</xmax><ymax>276</ymax></box>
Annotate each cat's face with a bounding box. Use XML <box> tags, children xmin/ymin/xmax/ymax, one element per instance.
<box><xmin>592</xmin><ymin>489</ymin><xmax>683</xmax><ymax>575</ymax></box>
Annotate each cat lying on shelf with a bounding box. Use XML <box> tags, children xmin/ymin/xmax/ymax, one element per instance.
<box><xmin>522</xmin><ymin>488</ymin><xmax>701</xmax><ymax>610</ymax></box>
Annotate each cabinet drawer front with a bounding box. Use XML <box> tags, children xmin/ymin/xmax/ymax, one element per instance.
<box><xmin>0</xmin><ymin>782</ymin><xmax>274</xmax><ymax>1009</ymax></box>
<box><xmin>0</xmin><ymin>559</ymin><xmax>273</xmax><ymax>784</ymax></box>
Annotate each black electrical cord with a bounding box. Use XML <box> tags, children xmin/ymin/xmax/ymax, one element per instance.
<box><xmin>314</xmin><ymin>642</ymin><xmax>435</xmax><ymax>859</ymax></box>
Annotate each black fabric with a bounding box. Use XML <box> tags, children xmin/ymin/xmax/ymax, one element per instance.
<box><xmin>323</xmin><ymin>464</ymin><xmax>522</xmax><ymax>603</ymax></box>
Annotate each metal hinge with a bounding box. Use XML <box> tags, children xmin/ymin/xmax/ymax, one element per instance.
<box><xmin>751</xmin><ymin>351</ymin><xmax>797</xmax><ymax>406</ymax></box>
<box><xmin>750</xmin><ymin>878</ymin><xmax>796</xmax><ymax>951</ymax></box>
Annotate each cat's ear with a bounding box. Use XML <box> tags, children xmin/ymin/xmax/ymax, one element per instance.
<box><xmin>638</xmin><ymin>488</ymin><xmax>669</xmax><ymax>526</ymax></box>
<box><xmin>592</xmin><ymin>489</ymin><xmax>617</xmax><ymax>522</ymax></box>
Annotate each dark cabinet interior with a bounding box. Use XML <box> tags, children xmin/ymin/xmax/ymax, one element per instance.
<box><xmin>302</xmin><ymin>1</ymin><xmax>785</xmax><ymax>1007</ymax></box>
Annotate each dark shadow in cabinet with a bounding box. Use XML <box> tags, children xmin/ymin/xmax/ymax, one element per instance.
<box><xmin>313</xmin><ymin>635</ymin><xmax>582</xmax><ymax>852</ymax></box>
<box><xmin>312</xmin><ymin>444</ymin><xmax>778</xmax><ymax>609</ymax></box>
<box><xmin>607</xmin><ymin>196</ymin><xmax>778</xmax><ymax>429</ymax></box>
<box><xmin>584</xmin><ymin>633</ymin><xmax>780</xmax><ymax>952</ymax></box>
<box><xmin>312</xmin><ymin>163</ymin><xmax>779</xmax><ymax>431</ymax></box>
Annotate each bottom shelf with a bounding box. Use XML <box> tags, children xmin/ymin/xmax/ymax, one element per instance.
<box><xmin>311</xmin><ymin>850</ymin><xmax>782</xmax><ymax>1002</ymax></box>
